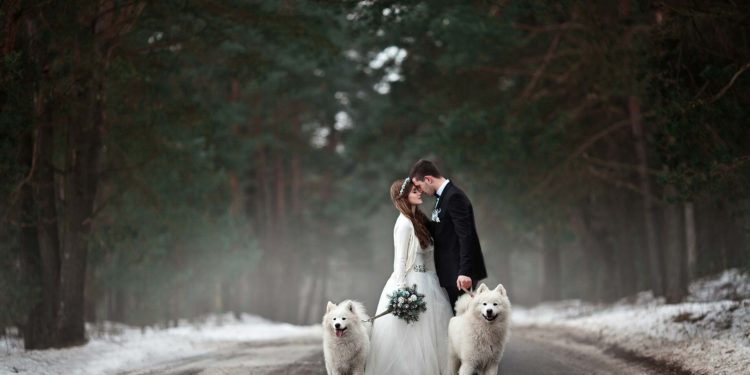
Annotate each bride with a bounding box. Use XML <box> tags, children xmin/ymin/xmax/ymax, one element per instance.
<box><xmin>365</xmin><ymin>178</ymin><xmax>454</xmax><ymax>375</ymax></box>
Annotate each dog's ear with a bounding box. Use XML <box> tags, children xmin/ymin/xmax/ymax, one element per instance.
<box><xmin>326</xmin><ymin>301</ymin><xmax>336</xmax><ymax>313</ymax></box>
<box><xmin>347</xmin><ymin>301</ymin><xmax>354</xmax><ymax>313</ymax></box>
<box><xmin>494</xmin><ymin>284</ymin><xmax>507</xmax><ymax>296</ymax></box>
<box><xmin>476</xmin><ymin>283</ymin><xmax>489</xmax><ymax>293</ymax></box>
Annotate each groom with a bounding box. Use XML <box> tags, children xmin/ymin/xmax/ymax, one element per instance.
<box><xmin>409</xmin><ymin>159</ymin><xmax>487</xmax><ymax>313</ymax></box>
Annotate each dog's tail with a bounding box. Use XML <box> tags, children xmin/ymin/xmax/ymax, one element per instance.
<box><xmin>454</xmin><ymin>293</ymin><xmax>472</xmax><ymax>315</ymax></box>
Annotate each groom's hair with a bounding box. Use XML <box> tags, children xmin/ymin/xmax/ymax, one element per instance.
<box><xmin>409</xmin><ymin>159</ymin><xmax>443</xmax><ymax>181</ymax></box>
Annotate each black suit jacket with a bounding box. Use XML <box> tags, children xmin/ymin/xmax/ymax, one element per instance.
<box><xmin>429</xmin><ymin>181</ymin><xmax>487</xmax><ymax>289</ymax></box>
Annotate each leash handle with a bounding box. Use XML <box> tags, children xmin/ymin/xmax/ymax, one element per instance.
<box><xmin>461</xmin><ymin>287</ymin><xmax>475</xmax><ymax>298</ymax></box>
<box><xmin>361</xmin><ymin>307</ymin><xmax>393</xmax><ymax>323</ymax></box>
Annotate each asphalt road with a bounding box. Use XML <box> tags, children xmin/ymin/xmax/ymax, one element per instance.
<box><xmin>498</xmin><ymin>327</ymin><xmax>656</xmax><ymax>375</ymax></box>
<box><xmin>123</xmin><ymin>327</ymin><xmax>658</xmax><ymax>375</ymax></box>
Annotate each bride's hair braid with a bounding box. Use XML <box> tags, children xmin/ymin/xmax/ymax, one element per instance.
<box><xmin>390</xmin><ymin>179</ymin><xmax>432</xmax><ymax>249</ymax></box>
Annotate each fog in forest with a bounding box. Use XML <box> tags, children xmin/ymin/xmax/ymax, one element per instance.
<box><xmin>1</xmin><ymin>1</ymin><xmax>748</xmax><ymax>352</ymax></box>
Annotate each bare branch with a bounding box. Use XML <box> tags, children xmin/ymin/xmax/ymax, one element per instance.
<box><xmin>709</xmin><ymin>62</ymin><xmax>750</xmax><ymax>103</ymax></box>
<box><xmin>85</xmin><ymin>186</ymin><xmax>127</xmax><ymax>225</ymax></box>
<box><xmin>710</xmin><ymin>155</ymin><xmax>750</xmax><ymax>178</ymax></box>
<box><xmin>581</xmin><ymin>154</ymin><xmax>663</xmax><ymax>176</ymax></box>
<box><xmin>520</xmin><ymin>33</ymin><xmax>561</xmax><ymax>100</ymax></box>
<box><xmin>513</xmin><ymin>22</ymin><xmax>584</xmax><ymax>33</ymax></box>
<box><xmin>586</xmin><ymin>166</ymin><xmax>665</xmax><ymax>206</ymax></box>
<box><xmin>7</xmin><ymin>125</ymin><xmax>40</xmax><ymax>210</ymax></box>
<box><xmin>528</xmin><ymin>113</ymin><xmax>654</xmax><ymax>197</ymax></box>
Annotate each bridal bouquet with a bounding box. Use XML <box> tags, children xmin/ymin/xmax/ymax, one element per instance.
<box><xmin>364</xmin><ymin>284</ymin><xmax>427</xmax><ymax>324</ymax></box>
<box><xmin>387</xmin><ymin>284</ymin><xmax>427</xmax><ymax>323</ymax></box>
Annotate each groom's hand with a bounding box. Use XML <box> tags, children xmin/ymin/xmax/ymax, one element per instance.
<box><xmin>456</xmin><ymin>275</ymin><xmax>472</xmax><ymax>291</ymax></box>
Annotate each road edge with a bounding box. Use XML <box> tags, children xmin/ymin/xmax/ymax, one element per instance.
<box><xmin>515</xmin><ymin>325</ymin><xmax>699</xmax><ymax>375</ymax></box>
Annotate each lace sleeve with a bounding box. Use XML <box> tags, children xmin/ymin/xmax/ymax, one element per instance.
<box><xmin>393</xmin><ymin>220</ymin><xmax>412</xmax><ymax>289</ymax></box>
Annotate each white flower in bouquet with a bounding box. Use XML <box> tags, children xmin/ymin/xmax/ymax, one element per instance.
<box><xmin>366</xmin><ymin>285</ymin><xmax>427</xmax><ymax>324</ymax></box>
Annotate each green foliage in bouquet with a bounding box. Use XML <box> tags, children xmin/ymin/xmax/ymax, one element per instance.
<box><xmin>386</xmin><ymin>284</ymin><xmax>427</xmax><ymax>324</ymax></box>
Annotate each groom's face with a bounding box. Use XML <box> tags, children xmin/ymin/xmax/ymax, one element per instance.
<box><xmin>412</xmin><ymin>176</ymin><xmax>436</xmax><ymax>195</ymax></box>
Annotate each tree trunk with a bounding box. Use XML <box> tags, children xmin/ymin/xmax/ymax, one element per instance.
<box><xmin>291</xmin><ymin>152</ymin><xmax>302</xmax><ymax>216</ymax></box>
<box><xmin>18</xmin><ymin>126</ymin><xmax>51</xmax><ymax>350</ymax></box>
<box><xmin>259</xmin><ymin>148</ymin><xmax>274</xmax><ymax>239</ymax></box>
<box><xmin>297</xmin><ymin>272</ymin><xmax>317</xmax><ymax>324</ymax></box>
<box><xmin>20</xmin><ymin>10</ymin><xmax>63</xmax><ymax>347</ymax></box>
<box><xmin>17</xmin><ymin>0</ymin><xmax>143</xmax><ymax>348</ymax></box>
<box><xmin>496</xmin><ymin>247</ymin><xmax>513</xmax><ymax>301</ymax></box>
<box><xmin>541</xmin><ymin>228</ymin><xmax>561</xmax><ymax>301</ymax></box>
<box><xmin>274</xmin><ymin>152</ymin><xmax>286</xmax><ymax>227</ymax></box>
<box><xmin>616</xmin><ymin>195</ymin><xmax>638</xmax><ymax>296</ymax></box>
<box><xmin>248</xmin><ymin>146</ymin><xmax>280</xmax><ymax>320</ymax></box>
<box><xmin>29</xmin><ymin>114</ymin><xmax>62</xmax><ymax>349</ymax></box>
<box><xmin>56</xmin><ymin>53</ymin><xmax>105</xmax><ymax>347</ymax></box>
<box><xmin>228</xmin><ymin>78</ymin><xmax>244</xmax><ymax>218</ymax></box>
<box><xmin>213</xmin><ymin>279</ymin><xmax>223</xmax><ymax>312</ymax></box>
<box><xmin>663</xmin><ymin>185</ymin><xmax>687</xmax><ymax>303</ymax></box>
<box><xmin>684</xmin><ymin>202</ymin><xmax>697</xmax><ymax>281</ymax></box>
<box><xmin>714</xmin><ymin>199</ymin><xmax>744</xmax><ymax>271</ymax></box>
<box><xmin>313</xmin><ymin>257</ymin><xmax>330</xmax><ymax>323</ymax></box>
<box><xmin>628</xmin><ymin>96</ymin><xmax>663</xmax><ymax>296</ymax></box>
<box><xmin>235</xmin><ymin>271</ymin><xmax>250</xmax><ymax>315</ymax></box>
<box><xmin>57</xmin><ymin>142</ymin><xmax>95</xmax><ymax>346</ymax></box>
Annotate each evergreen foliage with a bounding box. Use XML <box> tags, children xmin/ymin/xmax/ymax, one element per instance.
<box><xmin>1</xmin><ymin>0</ymin><xmax>748</xmax><ymax>348</ymax></box>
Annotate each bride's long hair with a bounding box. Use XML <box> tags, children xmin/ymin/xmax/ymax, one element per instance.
<box><xmin>390</xmin><ymin>179</ymin><xmax>432</xmax><ymax>249</ymax></box>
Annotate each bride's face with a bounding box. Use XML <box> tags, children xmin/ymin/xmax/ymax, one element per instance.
<box><xmin>407</xmin><ymin>186</ymin><xmax>423</xmax><ymax>206</ymax></box>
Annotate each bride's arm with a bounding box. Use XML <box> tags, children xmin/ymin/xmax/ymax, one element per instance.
<box><xmin>393</xmin><ymin>221</ymin><xmax>412</xmax><ymax>289</ymax></box>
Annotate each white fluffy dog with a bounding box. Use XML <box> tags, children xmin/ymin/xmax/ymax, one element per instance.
<box><xmin>322</xmin><ymin>300</ymin><xmax>371</xmax><ymax>375</ymax></box>
<box><xmin>448</xmin><ymin>283</ymin><xmax>511</xmax><ymax>375</ymax></box>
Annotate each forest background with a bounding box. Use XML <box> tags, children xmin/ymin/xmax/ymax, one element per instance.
<box><xmin>1</xmin><ymin>0</ymin><xmax>748</xmax><ymax>350</ymax></box>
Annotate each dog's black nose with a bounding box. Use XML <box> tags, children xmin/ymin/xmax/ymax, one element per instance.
<box><xmin>334</xmin><ymin>323</ymin><xmax>341</xmax><ymax>329</ymax></box>
<box><xmin>486</xmin><ymin>310</ymin><xmax>493</xmax><ymax>315</ymax></box>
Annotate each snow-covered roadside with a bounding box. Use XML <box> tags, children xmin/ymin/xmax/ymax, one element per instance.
<box><xmin>513</xmin><ymin>269</ymin><xmax>750</xmax><ymax>375</ymax></box>
<box><xmin>1</xmin><ymin>314</ymin><xmax>322</xmax><ymax>375</ymax></box>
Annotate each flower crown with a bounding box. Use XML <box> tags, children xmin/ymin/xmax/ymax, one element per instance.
<box><xmin>398</xmin><ymin>177</ymin><xmax>410</xmax><ymax>197</ymax></box>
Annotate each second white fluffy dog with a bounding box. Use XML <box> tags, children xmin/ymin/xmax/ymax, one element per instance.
<box><xmin>322</xmin><ymin>300</ymin><xmax>371</xmax><ymax>375</ymax></box>
<box><xmin>448</xmin><ymin>283</ymin><xmax>511</xmax><ymax>375</ymax></box>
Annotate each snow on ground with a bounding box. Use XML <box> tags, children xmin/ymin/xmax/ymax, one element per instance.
<box><xmin>1</xmin><ymin>314</ymin><xmax>322</xmax><ymax>375</ymax></box>
<box><xmin>513</xmin><ymin>269</ymin><xmax>750</xmax><ymax>375</ymax></box>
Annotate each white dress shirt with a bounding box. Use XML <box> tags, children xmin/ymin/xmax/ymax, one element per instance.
<box><xmin>436</xmin><ymin>179</ymin><xmax>450</xmax><ymax>197</ymax></box>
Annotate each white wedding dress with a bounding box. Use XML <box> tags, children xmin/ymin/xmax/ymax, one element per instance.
<box><xmin>365</xmin><ymin>213</ymin><xmax>453</xmax><ymax>375</ymax></box>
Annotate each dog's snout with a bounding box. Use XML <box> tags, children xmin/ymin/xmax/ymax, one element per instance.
<box><xmin>334</xmin><ymin>323</ymin><xmax>341</xmax><ymax>329</ymax></box>
<box><xmin>486</xmin><ymin>309</ymin><xmax>493</xmax><ymax>315</ymax></box>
